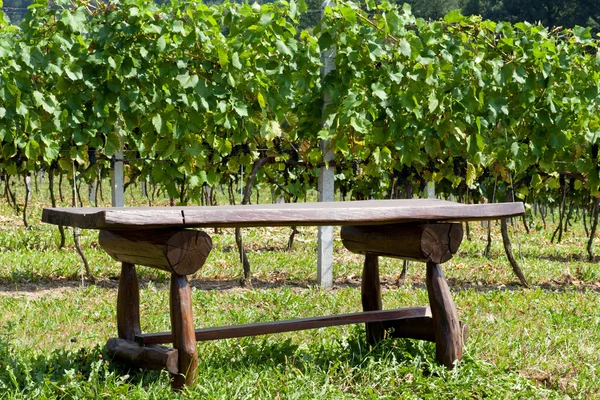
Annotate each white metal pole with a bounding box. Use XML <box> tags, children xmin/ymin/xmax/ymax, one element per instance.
<box><xmin>426</xmin><ymin>181</ymin><xmax>435</xmax><ymax>199</ymax></box>
<box><xmin>111</xmin><ymin>121</ymin><xmax>124</xmax><ymax>207</ymax></box>
<box><xmin>317</xmin><ymin>0</ymin><xmax>336</xmax><ymax>289</ymax></box>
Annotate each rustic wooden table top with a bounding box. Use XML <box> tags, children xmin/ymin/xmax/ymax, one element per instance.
<box><xmin>41</xmin><ymin>199</ymin><xmax>524</xmax><ymax>230</ymax></box>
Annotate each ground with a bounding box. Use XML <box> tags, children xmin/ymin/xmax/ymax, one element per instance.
<box><xmin>0</xmin><ymin>181</ymin><xmax>598</xmax><ymax>398</ymax></box>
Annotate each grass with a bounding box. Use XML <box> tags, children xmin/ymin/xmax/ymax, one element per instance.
<box><xmin>0</xmin><ymin>178</ymin><xmax>598</xmax><ymax>398</ymax></box>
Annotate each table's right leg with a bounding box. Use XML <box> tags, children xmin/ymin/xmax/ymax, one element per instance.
<box><xmin>362</xmin><ymin>254</ymin><xmax>384</xmax><ymax>344</ymax></box>
<box><xmin>426</xmin><ymin>262</ymin><xmax>463</xmax><ymax>369</ymax></box>
<box><xmin>117</xmin><ymin>262</ymin><xmax>141</xmax><ymax>341</ymax></box>
<box><xmin>170</xmin><ymin>273</ymin><xmax>198</xmax><ymax>389</ymax></box>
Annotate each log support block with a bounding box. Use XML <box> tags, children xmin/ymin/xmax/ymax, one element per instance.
<box><xmin>384</xmin><ymin>317</ymin><xmax>469</xmax><ymax>344</ymax></box>
<box><xmin>106</xmin><ymin>338</ymin><xmax>179</xmax><ymax>374</ymax></box>
<box><xmin>170</xmin><ymin>273</ymin><xmax>199</xmax><ymax>389</ymax></box>
<box><xmin>99</xmin><ymin>228</ymin><xmax>212</xmax><ymax>275</ymax></box>
<box><xmin>426</xmin><ymin>262</ymin><xmax>463</xmax><ymax>369</ymax></box>
<box><xmin>341</xmin><ymin>223</ymin><xmax>463</xmax><ymax>264</ymax></box>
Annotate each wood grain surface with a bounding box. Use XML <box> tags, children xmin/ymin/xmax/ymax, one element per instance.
<box><xmin>106</xmin><ymin>338</ymin><xmax>179</xmax><ymax>374</ymax></box>
<box><xmin>426</xmin><ymin>262</ymin><xmax>463</xmax><ymax>369</ymax></box>
<box><xmin>42</xmin><ymin>199</ymin><xmax>524</xmax><ymax>230</ymax></box>
<box><xmin>170</xmin><ymin>273</ymin><xmax>198</xmax><ymax>389</ymax></box>
<box><xmin>361</xmin><ymin>254</ymin><xmax>384</xmax><ymax>344</ymax></box>
<box><xmin>341</xmin><ymin>223</ymin><xmax>463</xmax><ymax>263</ymax></box>
<box><xmin>135</xmin><ymin>307</ymin><xmax>432</xmax><ymax>345</ymax></box>
<box><xmin>384</xmin><ymin>318</ymin><xmax>469</xmax><ymax>344</ymax></box>
<box><xmin>99</xmin><ymin>229</ymin><xmax>212</xmax><ymax>275</ymax></box>
<box><xmin>117</xmin><ymin>263</ymin><xmax>141</xmax><ymax>341</ymax></box>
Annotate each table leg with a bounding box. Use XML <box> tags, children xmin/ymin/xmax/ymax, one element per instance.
<box><xmin>170</xmin><ymin>273</ymin><xmax>198</xmax><ymax>389</ymax></box>
<box><xmin>426</xmin><ymin>262</ymin><xmax>463</xmax><ymax>369</ymax></box>
<box><xmin>361</xmin><ymin>254</ymin><xmax>384</xmax><ymax>344</ymax></box>
<box><xmin>117</xmin><ymin>262</ymin><xmax>141</xmax><ymax>341</ymax></box>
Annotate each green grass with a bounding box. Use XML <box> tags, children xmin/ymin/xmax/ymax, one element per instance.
<box><xmin>0</xmin><ymin>179</ymin><xmax>598</xmax><ymax>398</ymax></box>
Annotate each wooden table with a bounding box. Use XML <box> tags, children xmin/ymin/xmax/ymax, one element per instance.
<box><xmin>42</xmin><ymin>199</ymin><xmax>524</xmax><ymax>389</ymax></box>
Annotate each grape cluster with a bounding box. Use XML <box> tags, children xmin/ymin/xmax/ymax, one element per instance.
<box><xmin>88</xmin><ymin>148</ymin><xmax>96</xmax><ymax>165</ymax></box>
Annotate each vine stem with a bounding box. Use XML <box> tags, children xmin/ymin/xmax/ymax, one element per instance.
<box><xmin>587</xmin><ymin>198</ymin><xmax>599</xmax><ymax>262</ymax></box>
<box><xmin>71</xmin><ymin>161</ymin><xmax>95</xmax><ymax>283</ymax></box>
<box><xmin>354</xmin><ymin>8</ymin><xmax>401</xmax><ymax>44</ymax></box>
<box><xmin>236</xmin><ymin>156</ymin><xmax>273</xmax><ymax>287</ymax></box>
<box><xmin>502</xmin><ymin>191</ymin><xmax>530</xmax><ymax>288</ymax></box>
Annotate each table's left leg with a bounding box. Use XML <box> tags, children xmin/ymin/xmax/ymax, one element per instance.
<box><xmin>362</xmin><ymin>254</ymin><xmax>384</xmax><ymax>344</ymax></box>
<box><xmin>170</xmin><ymin>273</ymin><xmax>198</xmax><ymax>389</ymax></box>
<box><xmin>426</xmin><ymin>262</ymin><xmax>463</xmax><ymax>369</ymax></box>
<box><xmin>117</xmin><ymin>262</ymin><xmax>141</xmax><ymax>341</ymax></box>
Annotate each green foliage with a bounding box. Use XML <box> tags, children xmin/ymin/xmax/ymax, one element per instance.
<box><xmin>317</xmin><ymin>3</ymin><xmax>600</xmax><ymax>200</ymax></box>
<box><xmin>1</xmin><ymin>0</ymin><xmax>600</xmax><ymax>205</ymax></box>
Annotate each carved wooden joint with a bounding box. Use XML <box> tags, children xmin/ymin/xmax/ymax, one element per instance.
<box><xmin>99</xmin><ymin>228</ymin><xmax>212</xmax><ymax>275</ymax></box>
<box><xmin>341</xmin><ymin>223</ymin><xmax>463</xmax><ymax>264</ymax></box>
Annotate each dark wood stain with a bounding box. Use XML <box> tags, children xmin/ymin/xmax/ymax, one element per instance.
<box><xmin>100</xmin><ymin>229</ymin><xmax>212</xmax><ymax>275</ymax></box>
<box><xmin>135</xmin><ymin>307</ymin><xmax>432</xmax><ymax>345</ymax></box>
<box><xmin>426</xmin><ymin>262</ymin><xmax>463</xmax><ymax>369</ymax></box>
<box><xmin>106</xmin><ymin>338</ymin><xmax>178</xmax><ymax>374</ymax></box>
<box><xmin>117</xmin><ymin>263</ymin><xmax>141</xmax><ymax>341</ymax></box>
<box><xmin>169</xmin><ymin>273</ymin><xmax>198</xmax><ymax>389</ymax></box>
<box><xmin>40</xmin><ymin>199</ymin><xmax>523</xmax><ymax>387</ymax></box>
<box><xmin>42</xmin><ymin>199</ymin><xmax>524</xmax><ymax>230</ymax></box>
<box><xmin>361</xmin><ymin>254</ymin><xmax>384</xmax><ymax>344</ymax></box>
<box><xmin>341</xmin><ymin>223</ymin><xmax>464</xmax><ymax>264</ymax></box>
